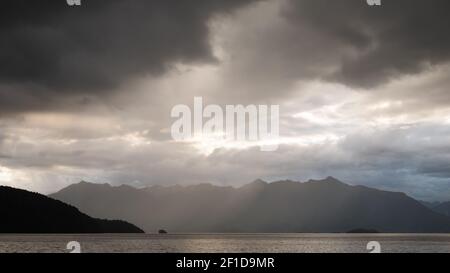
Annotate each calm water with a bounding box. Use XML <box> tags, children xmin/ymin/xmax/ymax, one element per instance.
<box><xmin>1</xmin><ymin>234</ymin><xmax>450</xmax><ymax>253</ymax></box>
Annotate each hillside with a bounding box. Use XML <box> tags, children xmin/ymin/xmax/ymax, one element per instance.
<box><xmin>0</xmin><ymin>186</ymin><xmax>144</xmax><ymax>233</ymax></box>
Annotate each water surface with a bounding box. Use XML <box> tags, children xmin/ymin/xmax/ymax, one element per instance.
<box><xmin>1</xmin><ymin>234</ymin><xmax>450</xmax><ymax>253</ymax></box>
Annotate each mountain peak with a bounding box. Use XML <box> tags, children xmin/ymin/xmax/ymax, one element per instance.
<box><xmin>252</xmin><ymin>179</ymin><xmax>268</xmax><ymax>184</ymax></box>
<box><xmin>77</xmin><ymin>180</ymin><xmax>110</xmax><ymax>187</ymax></box>
<box><xmin>324</xmin><ymin>176</ymin><xmax>343</xmax><ymax>183</ymax></box>
<box><xmin>307</xmin><ymin>176</ymin><xmax>346</xmax><ymax>186</ymax></box>
<box><xmin>240</xmin><ymin>179</ymin><xmax>268</xmax><ymax>190</ymax></box>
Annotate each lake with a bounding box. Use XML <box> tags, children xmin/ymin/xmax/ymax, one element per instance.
<box><xmin>1</xmin><ymin>234</ymin><xmax>450</xmax><ymax>253</ymax></box>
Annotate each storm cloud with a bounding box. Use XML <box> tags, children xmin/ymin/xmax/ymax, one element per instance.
<box><xmin>0</xmin><ymin>0</ymin><xmax>257</xmax><ymax>112</ymax></box>
<box><xmin>218</xmin><ymin>0</ymin><xmax>450</xmax><ymax>100</ymax></box>
<box><xmin>284</xmin><ymin>0</ymin><xmax>450</xmax><ymax>87</ymax></box>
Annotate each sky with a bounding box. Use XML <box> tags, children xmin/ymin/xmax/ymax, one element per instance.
<box><xmin>1</xmin><ymin>0</ymin><xmax>450</xmax><ymax>201</ymax></box>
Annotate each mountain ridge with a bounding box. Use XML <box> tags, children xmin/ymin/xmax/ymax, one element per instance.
<box><xmin>50</xmin><ymin>177</ymin><xmax>450</xmax><ymax>233</ymax></box>
<box><xmin>433</xmin><ymin>202</ymin><xmax>450</xmax><ymax>217</ymax></box>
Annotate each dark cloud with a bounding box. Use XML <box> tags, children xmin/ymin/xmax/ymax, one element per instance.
<box><xmin>0</xmin><ymin>0</ymin><xmax>258</xmax><ymax>112</ymax></box>
<box><xmin>284</xmin><ymin>0</ymin><xmax>450</xmax><ymax>88</ymax></box>
<box><xmin>210</xmin><ymin>0</ymin><xmax>450</xmax><ymax>105</ymax></box>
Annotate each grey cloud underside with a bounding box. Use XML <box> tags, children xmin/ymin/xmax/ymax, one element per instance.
<box><xmin>0</xmin><ymin>0</ymin><xmax>258</xmax><ymax>112</ymax></box>
<box><xmin>283</xmin><ymin>0</ymin><xmax>450</xmax><ymax>88</ymax></box>
<box><xmin>0</xmin><ymin>0</ymin><xmax>449</xmax><ymax>113</ymax></box>
<box><xmin>1</xmin><ymin>0</ymin><xmax>449</xmax><ymax>101</ymax></box>
<box><xmin>223</xmin><ymin>0</ymin><xmax>450</xmax><ymax>98</ymax></box>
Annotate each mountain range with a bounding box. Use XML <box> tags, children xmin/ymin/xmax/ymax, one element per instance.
<box><xmin>0</xmin><ymin>186</ymin><xmax>144</xmax><ymax>233</ymax></box>
<box><xmin>422</xmin><ymin>201</ymin><xmax>450</xmax><ymax>217</ymax></box>
<box><xmin>50</xmin><ymin>177</ymin><xmax>450</xmax><ymax>233</ymax></box>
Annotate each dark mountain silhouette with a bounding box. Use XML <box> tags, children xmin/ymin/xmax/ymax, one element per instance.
<box><xmin>419</xmin><ymin>200</ymin><xmax>441</xmax><ymax>209</ymax></box>
<box><xmin>432</xmin><ymin>202</ymin><xmax>450</xmax><ymax>217</ymax></box>
<box><xmin>419</xmin><ymin>200</ymin><xmax>450</xmax><ymax>217</ymax></box>
<box><xmin>50</xmin><ymin>177</ymin><xmax>450</xmax><ymax>233</ymax></box>
<box><xmin>0</xmin><ymin>186</ymin><xmax>144</xmax><ymax>233</ymax></box>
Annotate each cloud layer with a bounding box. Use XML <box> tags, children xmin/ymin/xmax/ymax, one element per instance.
<box><xmin>0</xmin><ymin>0</ymin><xmax>257</xmax><ymax>112</ymax></box>
<box><xmin>1</xmin><ymin>0</ymin><xmax>450</xmax><ymax>201</ymax></box>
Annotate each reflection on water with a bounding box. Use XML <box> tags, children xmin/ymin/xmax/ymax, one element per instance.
<box><xmin>1</xmin><ymin>234</ymin><xmax>450</xmax><ymax>253</ymax></box>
